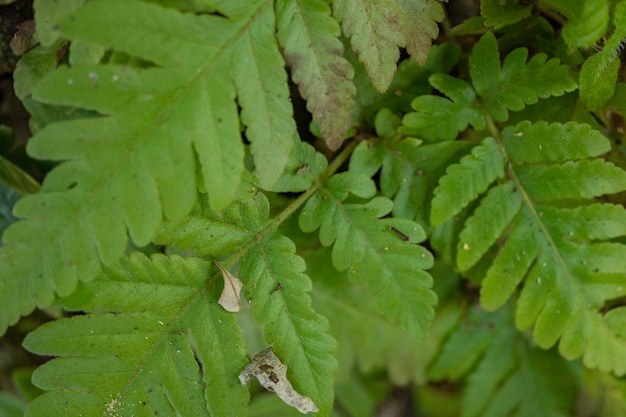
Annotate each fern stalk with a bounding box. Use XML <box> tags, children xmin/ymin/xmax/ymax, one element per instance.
<box><xmin>224</xmin><ymin>140</ymin><xmax>358</xmax><ymax>270</ymax></box>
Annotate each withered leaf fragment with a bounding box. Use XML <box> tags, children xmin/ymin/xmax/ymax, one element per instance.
<box><xmin>239</xmin><ymin>348</ymin><xmax>319</xmax><ymax>414</ymax></box>
<box><xmin>215</xmin><ymin>261</ymin><xmax>243</xmax><ymax>312</ymax></box>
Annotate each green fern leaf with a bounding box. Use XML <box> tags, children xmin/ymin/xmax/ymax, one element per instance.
<box><xmin>480</xmin><ymin>0</ymin><xmax>532</xmax><ymax>29</ymax></box>
<box><xmin>431</xmin><ymin>120</ymin><xmax>626</xmax><ymax>375</ymax></box>
<box><xmin>457</xmin><ymin>182</ymin><xmax>522</xmax><ymax>271</ymax></box>
<box><xmin>157</xmin><ymin>192</ymin><xmax>337</xmax><ymax>416</ymax></box>
<box><xmin>561</xmin><ymin>0</ymin><xmax>609</xmax><ymax>49</ymax></box>
<box><xmin>309</xmin><ymin>248</ymin><xmax>460</xmax><ymax>385</ymax></box>
<box><xmin>276</xmin><ymin>0</ymin><xmax>355</xmax><ymax>150</ymax></box>
<box><xmin>402</xmin><ymin>74</ymin><xmax>486</xmax><ymax>142</ymax></box>
<box><xmin>0</xmin><ymin>0</ymin><xmax>299</xmax><ymax>333</ymax></box>
<box><xmin>431</xmin><ymin>304</ymin><xmax>578</xmax><ymax>417</ymax></box>
<box><xmin>33</xmin><ymin>0</ymin><xmax>86</xmax><ymax>46</ymax></box>
<box><xmin>578</xmin><ymin>2</ymin><xmax>626</xmax><ymax>110</ymax></box>
<box><xmin>23</xmin><ymin>253</ymin><xmax>249</xmax><ymax>417</ymax></box>
<box><xmin>299</xmin><ymin>172</ymin><xmax>436</xmax><ymax>335</ymax></box>
<box><xmin>155</xmin><ymin>185</ymin><xmax>262</xmax><ymax>258</ymax></box>
<box><xmin>395</xmin><ymin>0</ymin><xmax>443</xmax><ymax>64</ymax></box>
<box><xmin>331</xmin><ymin>0</ymin><xmax>406</xmax><ymax>92</ymax></box>
<box><xmin>430</xmin><ymin>137</ymin><xmax>506</xmax><ymax>226</ymax></box>
<box><xmin>270</xmin><ymin>140</ymin><xmax>329</xmax><ymax>193</ymax></box>
<box><xmin>516</xmin><ymin>159</ymin><xmax>626</xmax><ymax>202</ymax></box>
<box><xmin>502</xmin><ymin>121</ymin><xmax>610</xmax><ymax>164</ymax></box>
<box><xmin>470</xmin><ymin>32</ymin><xmax>577</xmax><ymax>121</ymax></box>
<box><xmin>579</xmin><ymin>54</ymin><xmax>620</xmax><ymax>112</ymax></box>
<box><xmin>239</xmin><ymin>235</ymin><xmax>336</xmax><ymax>416</ymax></box>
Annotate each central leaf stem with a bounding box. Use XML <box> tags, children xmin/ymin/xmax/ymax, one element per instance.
<box><xmin>225</xmin><ymin>140</ymin><xmax>358</xmax><ymax>268</ymax></box>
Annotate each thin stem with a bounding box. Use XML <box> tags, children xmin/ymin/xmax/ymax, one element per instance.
<box><xmin>264</xmin><ymin>139</ymin><xmax>358</xmax><ymax>233</ymax></box>
<box><xmin>224</xmin><ymin>140</ymin><xmax>358</xmax><ymax>268</ymax></box>
<box><xmin>484</xmin><ymin>111</ymin><xmax>501</xmax><ymax>140</ymax></box>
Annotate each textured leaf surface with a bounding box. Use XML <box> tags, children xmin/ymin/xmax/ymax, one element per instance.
<box><xmin>430</xmin><ymin>305</ymin><xmax>578</xmax><ymax>417</ymax></box>
<box><xmin>299</xmin><ymin>172</ymin><xmax>436</xmax><ymax>335</ymax></box>
<box><xmin>276</xmin><ymin>0</ymin><xmax>355</xmax><ymax>150</ymax></box>
<box><xmin>332</xmin><ymin>0</ymin><xmax>406</xmax><ymax>91</ymax></box>
<box><xmin>470</xmin><ymin>32</ymin><xmax>577</xmax><ymax>121</ymax></box>
<box><xmin>0</xmin><ymin>0</ymin><xmax>298</xmax><ymax>333</ymax></box>
<box><xmin>157</xmin><ymin>193</ymin><xmax>337</xmax><ymax>416</ymax></box>
<box><xmin>395</xmin><ymin>0</ymin><xmax>443</xmax><ymax>64</ymax></box>
<box><xmin>579</xmin><ymin>53</ymin><xmax>620</xmax><ymax>111</ymax></box>
<box><xmin>23</xmin><ymin>253</ymin><xmax>249</xmax><ymax>417</ymax></box>
<box><xmin>431</xmin><ymin>120</ymin><xmax>626</xmax><ymax>375</ymax></box>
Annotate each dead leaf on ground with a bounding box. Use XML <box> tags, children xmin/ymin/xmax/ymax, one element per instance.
<box><xmin>215</xmin><ymin>261</ymin><xmax>243</xmax><ymax>312</ymax></box>
<box><xmin>239</xmin><ymin>348</ymin><xmax>319</xmax><ymax>414</ymax></box>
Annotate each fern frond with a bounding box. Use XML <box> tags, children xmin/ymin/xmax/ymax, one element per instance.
<box><xmin>402</xmin><ymin>74</ymin><xmax>486</xmax><ymax>142</ymax></box>
<box><xmin>430</xmin><ymin>304</ymin><xmax>578</xmax><ymax>417</ymax></box>
<box><xmin>239</xmin><ymin>234</ymin><xmax>336</xmax><ymax>416</ymax></box>
<box><xmin>431</xmin><ymin>120</ymin><xmax>626</xmax><ymax>375</ymax></box>
<box><xmin>299</xmin><ymin>172</ymin><xmax>436</xmax><ymax>335</ymax></box>
<box><xmin>23</xmin><ymin>253</ymin><xmax>249</xmax><ymax>417</ymax></box>
<box><xmin>470</xmin><ymin>32</ymin><xmax>577</xmax><ymax>121</ymax></box>
<box><xmin>276</xmin><ymin>0</ymin><xmax>355</xmax><ymax>150</ymax></box>
<box><xmin>308</xmin><ymin>248</ymin><xmax>460</xmax><ymax>385</ymax></box>
<box><xmin>0</xmin><ymin>0</ymin><xmax>298</xmax><ymax>333</ymax></box>
<box><xmin>157</xmin><ymin>192</ymin><xmax>337</xmax><ymax>416</ymax></box>
<box><xmin>331</xmin><ymin>0</ymin><xmax>406</xmax><ymax>92</ymax></box>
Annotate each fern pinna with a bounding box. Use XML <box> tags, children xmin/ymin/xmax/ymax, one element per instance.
<box><xmin>415</xmin><ymin>33</ymin><xmax>626</xmax><ymax>375</ymax></box>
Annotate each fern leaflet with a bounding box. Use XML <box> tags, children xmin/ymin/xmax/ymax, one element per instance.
<box><xmin>309</xmin><ymin>247</ymin><xmax>460</xmax><ymax>384</ymax></box>
<box><xmin>395</xmin><ymin>0</ymin><xmax>443</xmax><ymax>64</ymax></box>
<box><xmin>23</xmin><ymin>253</ymin><xmax>249</xmax><ymax>417</ymax></box>
<box><xmin>276</xmin><ymin>0</ymin><xmax>355</xmax><ymax>150</ymax></box>
<box><xmin>430</xmin><ymin>120</ymin><xmax>626</xmax><ymax>375</ymax></box>
<box><xmin>298</xmin><ymin>172</ymin><xmax>436</xmax><ymax>336</ymax></box>
<box><xmin>331</xmin><ymin>0</ymin><xmax>406</xmax><ymax>92</ymax></box>
<box><xmin>430</xmin><ymin>304</ymin><xmax>578</xmax><ymax>417</ymax></box>
<box><xmin>470</xmin><ymin>32</ymin><xmax>577</xmax><ymax>122</ymax></box>
<box><xmin>402</xmin><ymin>74</ymin><xmax>485</xmax><ymax>142</ymax></box>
